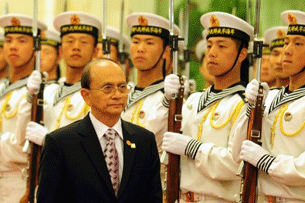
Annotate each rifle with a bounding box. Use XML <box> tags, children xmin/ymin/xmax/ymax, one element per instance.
<box><xmin>118</xmin><ymin>0</ymin><xmax>127</xmax><ymax>75</ymax></box>
<box><xmin>237</xmin><ymin>0</ymin><xmax>264</xmax><ymax>202</ymax></box>
<box><xmin>165</xmin><ymin>0</ymin><xmax>184</xmax><ymax>202</ymax></box>
<box><xmin>20</xmin><ymin>0</ymin><xmax>45</xmax><ymax>202</ymax></box>
<box><xmin>102</xmin><ymin>0</ymin><xmax>111</xmax><ymax>59</ymax></box>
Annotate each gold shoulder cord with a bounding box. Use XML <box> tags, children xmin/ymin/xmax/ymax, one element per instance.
<box><xmin>129</xmin><ymin>100</ymin><xmax>145</xmax><ymax>128</ymax></box>
<box><xmin>1</xmin><ymin>91</ymin><xmax>26</xmax><ymax>119</ymax></box>
<box><xmin>55</xmin><ymin>96</ymin><xmax>90</xmax><ymax>130</ymax></box>
<box><xmin>270</xmin><ymin>104</ymin><xmax>305</xmax><ymax>149</ymax></box>
<box><xmin>197</xmin><ymin>100</ymin><xmax>244</xmax><ymax>141</ymax></box>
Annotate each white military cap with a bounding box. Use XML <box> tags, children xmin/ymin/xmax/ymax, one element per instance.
<box><xmin>200</xmin><ymin>12</ymin><xmax>254</xmax><ymax>44</ymax></box>
<box><xmin>126</xmin><ymin>12</ymin><xmax>180</xmax><ymax>43</ymax></box>
<box><xmin>0</xmin><ymin>29</ymin><xmax>4</xmax><ymax>47</ymax></box>
<box><xmin>281</xmin><ymin>10</ymin><xmax>305</xmax><ymax>36</ymax></box>
<box><xmin>0</xmin><ymin>14</ymin><xmax>47</xmax><ymax>36</ymax></box>
<box><xmin>41</xmin><ymin>29</ymin><xmax>61</xmax><ymax>48</ymax></box>
<box><xmin>264</xmin><ymin>26</ymin><xmax>287</xmax><ymax>50</ymax></box>
<box><xmin>53</xmin><ymin>11</ymin><xmax>102</xmax><ymax>40</ymax></box>
<box><xmin>98</xmin><ymin>26</ymin><xmax>131</xmax><ymax>52</ymax></box>
<box><xmin>195</xmin><ymin>30</ymin><xmax>208</xmax><ymax>61</ymax></box>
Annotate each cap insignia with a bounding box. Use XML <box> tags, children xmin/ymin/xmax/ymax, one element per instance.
<box><xmin>138</xmin><ymin>15</ymin><xmax>148</xmax><ymax>26</ymax></box>
<box><xmin>288</xmin><ymin>13</ymin><xmax>297</xmax><ymax>25</ymax></box>
<box><xmin>210</xmin><ymin>15</ymin><xmax>219</xmax><ymax>27</ymax></box>
<box><xmin>70</xmin><ymin>14</ymin><xmax>81</xmax><ymax>25</ymax></box>
<box><xmin>276</xmin><ymin>29</ymin><xmax>286</xmax><ymax>39</ymax></box>
<box><xmin>11</xmin><ymin>17</ymin><xmax>20</xmax><ymax>26</ymax></box>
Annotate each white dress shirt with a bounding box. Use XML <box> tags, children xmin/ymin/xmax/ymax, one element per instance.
<box><xmin>89</xmin><ymin>112</ymin><xmax>124</xmax><ymax>181</ymax></box>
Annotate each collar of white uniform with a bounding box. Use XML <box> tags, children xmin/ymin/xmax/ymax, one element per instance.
<box><xmin>126</xmin><ymin>80</ymin><xmax>164</xmax><ymax>109</ymax></box>
<box><xmin>197</xmin><ymin>82</ymin><xmax>246</xmax><ymax>113</ymax></box>
<box><xmin>53</xmin><ymin>81</ymin><xmax>81</xmax><ymax>105</ymax></box>
<box><xmin>0</xmin><ymin>76</ymin><xmax>28</xmax><ymax>97</ymax></box>
<box><xmin>268</xmin><ymin>85</ymin><xmax>305</xmax><ymax>114</ymax></box>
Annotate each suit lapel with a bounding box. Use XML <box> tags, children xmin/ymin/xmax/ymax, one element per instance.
<box><xmin>78</xmin><ymin>115</ymin><xmax>115</xmax><ymax>196</ymax></box>
<box><xmin>117</xmin><ymin>120</ymin><xmax>137</xmax><ymax>198</ymax></box>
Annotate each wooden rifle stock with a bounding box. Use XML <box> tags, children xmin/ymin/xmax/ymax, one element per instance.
<box><xmin>20</xmin><ymin>80</ymin><xmax>45</xmax><ymax>203</ymax></box>
<box><xmin>166</xmin><ymin>76</ymin><xmax>184</xmax><ymax>203</ymax></box>
<box><xmin>241</xmin><ymin>85</ymin><xmax>264</xmax><ymax>203</ymax></box>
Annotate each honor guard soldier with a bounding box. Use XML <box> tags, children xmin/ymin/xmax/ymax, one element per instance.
<box><xmin>195</xmin><ymin>30</ymin><xmax>215</xmax><ymax>89</ymax></box>
<box><xmin>265</xmin><ymin>26</ymin><xmax>290</xmax><ymax>88</ymax></box>
<box><xmin>233</xmin><ymin>10</ymin><xmax>305</xmax><ymax>203</ymax></box>
<box><xmin>24</xmin><ymin>12</ymin><xmax>101</xmax><ymax>146</ymax></box>
<box><xmin>0</xmin><ymin>30</ymin><xmax>9</xmax><ymax>83</ymax></box>
<box><xmin>253</xmin><ymin>38</ymin><xmax>276</xmax><ymax>88</ymax></box>
<box><xmin>162</xmin><ymin>12</ymin><xmax>253</xmax><ymax>202</ymax></box>
<box><xmin>0</xmin><ymin>14</ymin><xmax>47</xmax><ymax>203</ymax></box>
<box><xmin>93</xmin><ymin>26</ymin><xmax>134</xmax><ymax>84</ymax></box>
<box><xmin>40</xmin><ymin>29</ymin><xmax>62</xmax><ymax>83</ymax></box>
<box><xmin>122</xmin><ymin>12</ymin><xmax>180</xmax><ymax>154</ymax></box>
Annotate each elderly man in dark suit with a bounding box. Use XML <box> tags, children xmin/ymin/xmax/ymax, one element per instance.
<box><xmin>37</xmin><ymin>59</ymin><xmax>162</xmax><ymax>203</ymax></box>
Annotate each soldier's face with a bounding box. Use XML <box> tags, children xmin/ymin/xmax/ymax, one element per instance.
<box><xmin>60</xmin><ymin>33</ymin><xmax>96</xmax><ymax>69</ymax></box>
<box><xmin>269</xmin><ymin>47</ymin><xmax>288</xmax><ymax>79</ymax></box>
<box><xmin>282</xmin><ymin>35</ymin><xmax>305</xmax><ymax>76</ymax></box>
<box><xmin>130</xmin><ymin>35</ymin><xmax>165</xmax><ymax>71</ymax></box>
<box><xmin>259</xmin><ymin>55</ymin><xmax>275</xmax><ymax>83</ymax></box>
<box><xmin>93</xmin><ymin>43</ymin><xmax>119</xmax><ymax>63</ymax></box>
<box><xmin>41</xmin><ymin>45</ymin><xmax>60</xmax><ymax>75</ymax></box>
<box><xmin>3</xmin><ymin>34</ymin><xmax>34</xmax><ymax>68</ymax></box>
<box><xmin>206</xmin><ymin>37</ymin><xmax>240</xmax><ymax>77</ymax></box>
<box><xmin>0</xmin><ymin>46</ymin><xmax>8</xmax><ymax>72</ymax></box>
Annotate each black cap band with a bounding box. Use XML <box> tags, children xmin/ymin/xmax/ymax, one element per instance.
<box><xmin>98</xmin><ymin>37</ymin><xmax>119</xmax><ymax>47</ymax></box>
<box><xmin>131</xmin><ymin>26</ymin><xmax>169</xmax><ymax>42</ymax></box>
<box><xmin>270</xmin><ymin>39</ymin><xmax>285</xmax><ymax>50</ymax></box>
<box><xmin>287</xmin><ymin>24</ymin><xmax>305</xmax><ymax>36</ymax></box>
<box><xmin>41</xmin><ymin>39</ymin><xmax>60</xmax><ymax>48</ymax></box>
<box><xmin>207</xmin><ymin>27</ymin><xmax>250</xmax><ymax>43</ymax></box>
<box><xmin>60</xmin><ymin>24</ymin><xmax>98</xmax><ymax>40</ymax></box>
<box><xmin>4</xmin><ymin>26</ymin><xmax>40</xmax><ymax>36</ymax></box>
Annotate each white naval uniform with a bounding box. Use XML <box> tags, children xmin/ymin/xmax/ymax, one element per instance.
<box><xmin>45</xmin><ymin>82</ymin><xmax>89</xmax><ymax>131</ymax></box>
<box><xmin>0</xmin><ymin>77</ymin><xmax>49</xmax><ymax>203</ymax></box>
<box><xmin>180</xmin><ymin>83</ymin><xmax>247</xmax><ymax>202</ymax></box>
<box><xmin>121</xmin><ymin>80</ymin><xmax>168</xmax><ymax>153</ymax></box>
<box><xmin>259</xmin><ymin>86</ymin><xmax>305</xmax><ymax>202</ymax></box>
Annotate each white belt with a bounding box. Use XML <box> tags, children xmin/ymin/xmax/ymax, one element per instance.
<box><xmin>265</xmin><ymin>196</ymin><xmax>305</xmax><ymax>203</ymax></box>
<box><xmin>181</xmin><ymin>192</ymin><xmax>232</xmax><ymax>203</ymax></box>
<box><xmin>0</xmin><ymin>171</ymin><xmax>22</xmax><ymax>178</ymax></box>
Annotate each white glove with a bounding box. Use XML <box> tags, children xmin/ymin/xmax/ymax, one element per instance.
<box><xmin>162</xmin><ymin>132</ymin><xmax>192</xmax><ymax>156</ymax></box>
<box><xmin>240</xmin><ymin>140</ymin><xmax>269</xmax><ymax>167</ymax></box>
<box><xmin>245</xmin><ymin>79</ymin><xmax>269</xmax><ymax>105</ymax></box>
<box><xmin>164</xmin><ymin>74</ymin><xmax>180</xmax><ymax>99</ymax></box>
<box><xmin>25</xmin><ymin>121</ymin><xmax>49</xmax><ymax>146</ymax></box>
<box><xmin>27</xmin><ymin>70</ymin><xmax>48</xmax><ymax>96</ymax></box>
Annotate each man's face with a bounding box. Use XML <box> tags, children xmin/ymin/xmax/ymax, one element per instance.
<box><xmin>282</xmin><ymin>35</ymin><xmax>305</xmax><ymax>76</ymax></box>
<box><xmin>93</xmin><ymin>43</ymin><xmax>119</xmax><ymax>63</ymax></box>
<box><xmin>259</xmin><ymin>55</ymin><xmax>275</xmax><ymax>83</ymax></box>
<box><xmin>269</xmin><ymin>47</ymin><xmax>289</xmax><ymax>79</ymax></box>
<box><xmin>0</xmin><ymin>46</ymin><xmax>8</xmax><ymax>72</ymax></box>
<box><xmin>206</xmin><ymin>37</ymin><xmax>241</xmax><ymax>77</ymax></box>
<box><xmin>83</xmin><ymin>61</ymin><xmax>128</xmax><ymax>119</ymax></box>
<box><xmin>199</xmin><ymin>55</ymin><xmax>214</xmax><ymax>84</ymax></box>
<box><xmin>130</xmin><ymin>35</ymin><xmax>166</xmax><ymax>71</ymax></box>
<box><xmin>41</xmin><ymin>45</ymin><xmax>60</xmax><ymax>74</ymax></box>
<box><xmin>4</xmin><ymin>34</ymin><xmax>34</xmax><ymax>68</ymax></box>
<box><xmin>60</xmin><ymin>33</ymin><xmax>96</xmax><ymax>69</ymax></box>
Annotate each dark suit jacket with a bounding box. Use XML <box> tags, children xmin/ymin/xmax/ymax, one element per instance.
<box><xmin>37</xmin><ymin>114</ymin><xmax>162</xmax><ymax>203</ymax></box>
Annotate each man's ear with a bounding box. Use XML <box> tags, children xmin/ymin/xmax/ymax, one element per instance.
<box><xmin>80</xmin><ymin>88</ymin><xmax>92</xmax><ymax>107</ymax></box>
<box><xmin>238</xmin><ymin>47</ymin><xmax>248</xmax><ymax>63</ymax></box>
<box><xmin>162</xmin><ymin>45</ymin><xmax>171</xmax><ymax>59</ymax></box>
